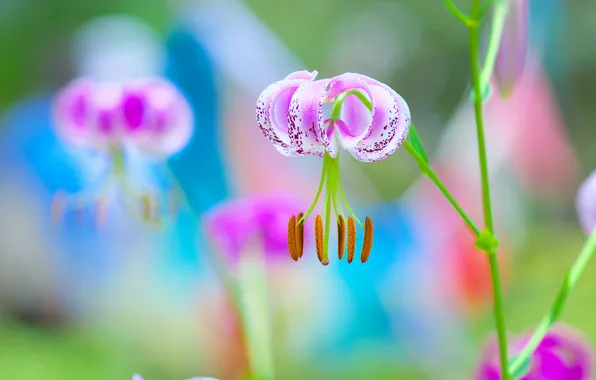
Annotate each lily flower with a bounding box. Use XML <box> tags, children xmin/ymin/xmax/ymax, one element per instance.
<box><xmin>256</xmin><ymin>70</ymin><xmax>411</xmax><ymax>265</ymax></box>
<box><xmin>204</xmin><ymin>195</ymin><xmax>311</xmax><ymax>265</ymax></box>
<box><xmin>475</xmin><ymin>324</ymin><xmax>592</xmax><ymax>379</ymax></box>
<box><xmin>51</xmin><ymin>77</ymin><xmax>193</xmax><ymax>226</ymax></box>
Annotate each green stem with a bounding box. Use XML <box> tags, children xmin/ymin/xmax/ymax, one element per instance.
<box><xmin>444</xmin><ymin>0</ymin><xmax>478</xmax><ymax>27</ymax></box>
<box><xmin>403</xmin><ymin>140</ymin><xmax>480</xmax><ymax>236</ymax></box>
<box><xmin>330</xmin><ymin>89</ymin><xmax>372</xmax><ymax>121</ymax></box>
<box><xmin>479</xmin><ymin>0</ymin><xmax>509</xmax><ymax>96</ymax></box>
<box><xmin>470</xmin><ymin>0</ymin><xmax>510</xmax><ymax>378</ymax></box>
<box><xmin>236</xmin><ymin>255</ymin><xmax>275</xmax><ymax>380</ymax></box>
<box><xmin>509</xmin><ymin>227</ymin><xmax>596</xmax><ymax>375</ymax></box>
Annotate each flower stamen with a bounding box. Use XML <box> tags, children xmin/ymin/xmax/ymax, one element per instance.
<box><xmin>287</xmin><ymin>215</ymin><xmax>300</xmax><ymax>261</ymax></box>
<box><xmin>361</xmin><ymin>216</ymin><xmax>374</xmax><ymax>263</ymax></box>
<box><xmin>337</xmin><ymin>215</ymin><xmax>346</xmax><ymax>260</ymax></box>
<box><xmin>314</xmin><ymin>215</ymin><xmax>327</xmax><ymax>265</ymax></box>
<box><xmin>347</xmin><ymin>216</ymin><xmax>356</xmax><ymax>264</ymax></box>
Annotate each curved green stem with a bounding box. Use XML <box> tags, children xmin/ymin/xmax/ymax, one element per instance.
<box><xmin>403</xmin><ymin>140</ymin><xmax>480</xmax><ymax>236</ymax></box>
<box><xmin>469</xmin><ymin>0</ymin><xmax>510</xmax><ymax>378</ymax></box>
<box><xmin>509</xmin><ymin>228</ymin><xmax>596</xmax><ymax>375</ymax></box>
<box><xmin>444</xmin><ymin>0</ymin><xmax>478</xmax><ymax>27</ymax></box>
<box><xmin>479</xmin><ymin>0</ymin><xmax>509</xmax><ymax>96</ymax></box>
<box><xmin>330</xmin><ymin>90</ymin><xmax>373</xmax><ymax>121</ymax></box>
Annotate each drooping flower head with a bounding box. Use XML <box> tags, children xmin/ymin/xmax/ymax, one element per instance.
<box><xmin>51</xmin><ymin>77</ymin><xmax>193</xmax><ymax>226</ymax></box>
<box><xmin>204</xmin><ymin>196</ymin><xmax>311</xmax><ymax>265</ymax></box>
<box><xmin>256</xmin><ymin>70</ymin><xmax>411</xmax><ymax>265</ymax></box>
<box><xmin>576</xmin><ymin>171</ymin><xmax>596</xmax><ymax>235</ymax></box>
<box><xmin>475</xmin><ymin>324</ymin><xmax>592</xmax><ymax>379</ymax></box>
<box><xmin>495</xmin><ymin>0</ymin><xmax>528</xmax><ymax>97</ymax></box>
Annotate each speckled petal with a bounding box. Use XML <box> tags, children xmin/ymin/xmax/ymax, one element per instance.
<box><xmin>256</xmin><ymin>71</ymin><xmax>318</xmax><ymax>156</ymax></box>
<box><xmin>349</xmin><ymin>77</ymin><xmax>411</xmax><ymax>162</ymax></box>
<box><xmin>322</xmin><ymin>73</ymin><xmax>374</xmax><ymax>155</ymax></box>
<box><xmin>287</xmin><ymin>79</ymin><xmax>330</xmax><ymax>156</ymax></box>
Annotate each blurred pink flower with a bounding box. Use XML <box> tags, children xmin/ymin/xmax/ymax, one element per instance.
<box><xmin>204</xmin><ymin>196</ymin><xmax>310</xmax><ymax>264</ymax></box>
<box><xmin>53</xmin><ymin>77</ymin><xmax>193</xmax><ymax>157</ymax></box>
<box><xmin>475</xmin><ymin>324</ymin><xmax>592</xmax><ymax>379</ymax></box>
<box><xmin>495</xmin><ymin>0</ymin><xmax>528</xmax><ymax>97</ymax></box>
<box><xmin>50</xmin><ymin>77</ymin><xmax>192</xmax><ymax>226</ymax></box>
<box><xmin>576</xmin><ymin>171</ymin><xmax>596</xmax><ymax>235</ymax></box>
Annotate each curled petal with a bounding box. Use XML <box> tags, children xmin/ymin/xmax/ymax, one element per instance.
<box><xmin>287</xmin><ymin>79</ymin><xmax>330</xmax><ymax>156</ymax></box>
<box><xmin>126</xmin><ymin>78</ymin><xmax>194</xmax><ymax>157</ymax></box>
<box><xmin>349</xmin><ymin>78</ymin><xmax>411</xmax><ymax>162</ymax></box>
<box><xmin>322</xmin><ymin>73</ymin><xmax>374</xmax><ymax>155</ymax></box>
<box><xmin>91</xmin><ymin>83</ymin><xmax>122</xmax><ymax>140</ymax></box>
<box><xmin>256</xmin><ymin>74</ymin><xmax>316</xmax><ymax>156</ymax></box>
<box><xmin>284</xmin><ymin>70</ymin><xmax>318</xmax><ymax>81</ymax></box>
<box><xmin>53</xmin><ymin>78</ymin><xmax>95</xmax><ymax>147</ymax></box>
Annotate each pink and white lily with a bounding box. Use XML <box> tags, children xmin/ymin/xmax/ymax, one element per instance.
<box><xmin>256</xmin><ymin>70</ymin><xmax>411</xmax><ymax>265</ymax></box>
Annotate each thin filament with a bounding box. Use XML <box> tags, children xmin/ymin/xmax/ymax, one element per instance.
<box><xmin>296</xmin><ymin>212</ymin><xmax>305</xmax><ymax>258</ymax></box>
<box><xmin>299</xmin><ymin>154</ymin><xmax>329</xmax><ymax>224</ymax></box>
<box><xmin>335</xmin><ymin>154</ymin><xmax>363</xmax><ymax>227</ymax></box>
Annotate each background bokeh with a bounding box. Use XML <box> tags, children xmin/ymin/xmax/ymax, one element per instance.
<box><xmin>1</xmin><ymin>0</ymin><xmax>595</xmax><ymax>379</ymax></box>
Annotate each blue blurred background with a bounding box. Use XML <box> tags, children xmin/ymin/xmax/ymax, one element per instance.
<box><xmin>1</xmin><ymin>0</ymin><xmax>595</xmax><ymax>379</ymax></box>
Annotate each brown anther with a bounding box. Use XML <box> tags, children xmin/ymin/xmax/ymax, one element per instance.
<box><xmin>347</xmin><ymin>216</ymin><xmax>356</xmax><ymax>264</ymax></box>
<box><xmin>315</xmin><ymin>215</ymin><xmax>326</xmax><ymax>265</ymax></box>
<box><xmin>360</xmin><ymin>216</ymin><xmax>374</xmax><ymax>263</ymax></box>
<box><xmin>296</xmin><ymin>212</ymin><xmax>305</xmax><ymax>258</ymax></box>
<box><xmin>337</xmin><ymin>215</ymin><xmax>346</xmax><ymax>260</ymax></box>
<box><xmin>287</xmin><ymin>215</ymin><xmax>299</xmax><ymax>261</ymax></box>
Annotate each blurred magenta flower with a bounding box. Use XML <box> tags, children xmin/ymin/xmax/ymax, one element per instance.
<box><xmin>576</xmin><ymin>171</ymin><xmax>596</xmax><ymax>235</ymax></box>
<box><xmin>54</xmin><ymin>77</ymin><xmax>193</xmax><ymax>157</ymax></box>
<box><xmin>51</xmin><ymin>77</ymin><xmax>193</xmax><ymax>226</ymax></box>
<box><xmin>133</xmin><ymin>375</ymin><xmax>217</xmax><ymax>380</ymax></box>
<box><xmin>495</xmin><ymin>0</ymin><xmax>528</xmax><ymax>97</ymax></box>
<box><xmin>475</xmin><ymin>324</ymin><xmax>592</xmax><ymax>379</ymax></box>
<box><xmin>204</xmin><ymin>196</ymin><xmax>310</xmax><ymax>264</ymax></box>
<box><xmin>256</xmin><ymin>70</ymin><xmax>410</xmax><ymax>265</ymax></box>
